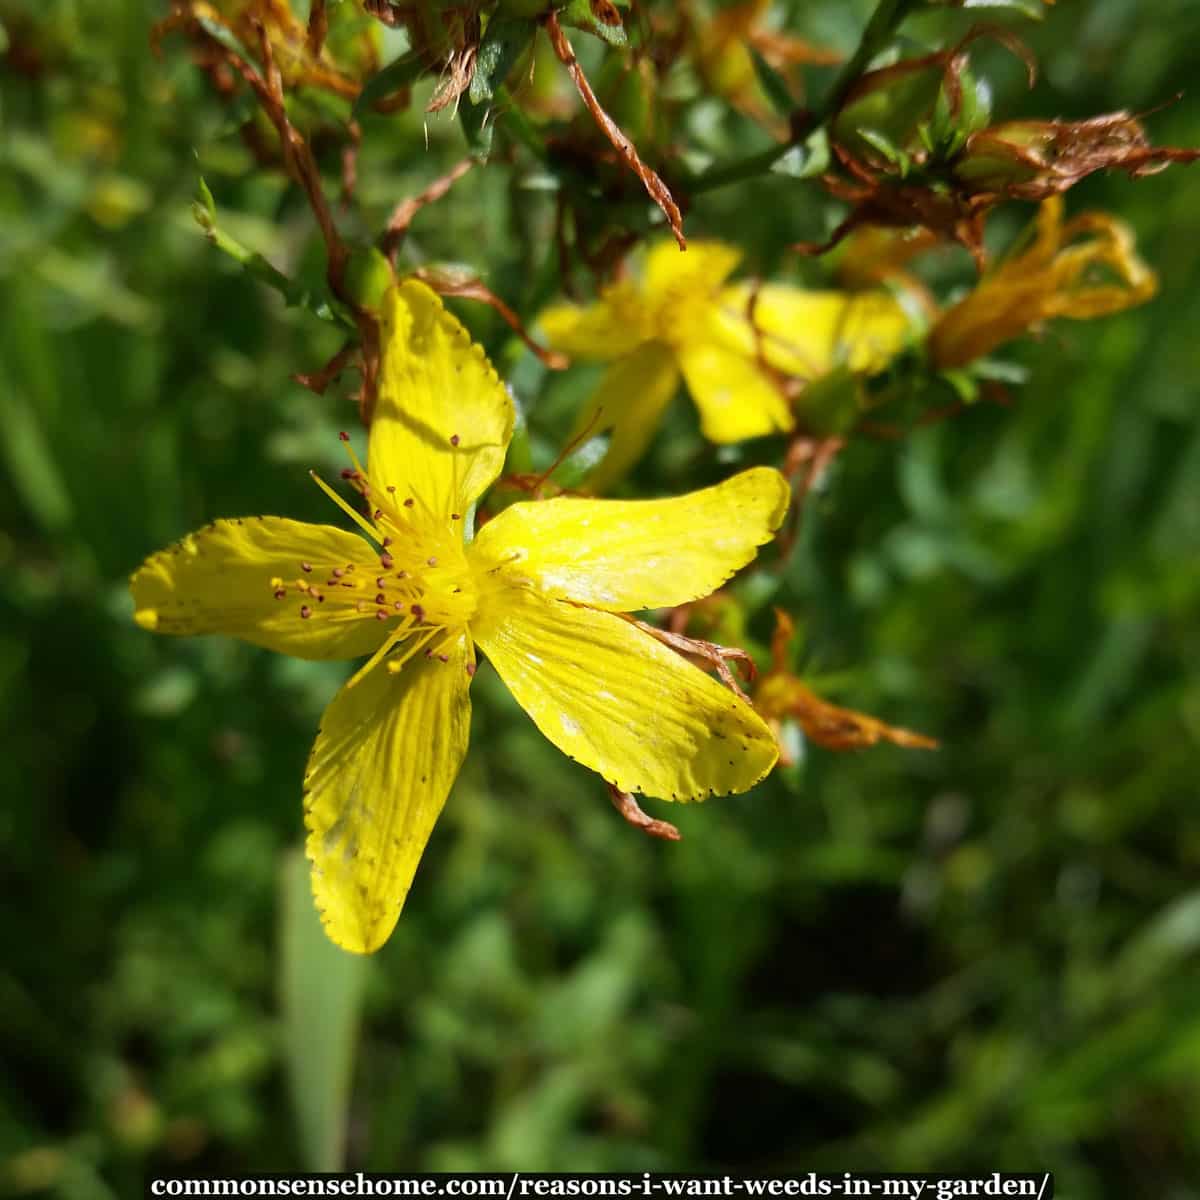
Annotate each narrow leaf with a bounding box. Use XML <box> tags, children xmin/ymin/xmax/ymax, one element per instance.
<box><xmin>280</xmin><ymin>846</ymin><xmax>368</xmax><ymax>1172</ymax></box>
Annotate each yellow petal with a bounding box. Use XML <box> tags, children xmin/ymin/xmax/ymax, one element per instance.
<box><xmin>676</xmin><ymin>339</ymin><xmax>794</xmax><ymax>443</ymax></box>
<box><xmin>304</xmin><ymin>631</ymin><xmax>473</xmax><ymax>954</ymax></box>
<box><xmin>643</xmin><ymin>239</ymin><xmax>742</xmax><ymax>305</ymax></box>
<box><xmin>369</xmin><ymin>280</ymin><xmax>514</xmax><ymax>520</ymax></box>
<box><xmin>472</xmin><ymin>588</ymin><xmax>777</xmax><ymax>801</ymax></box>
<box><xmin>471</xmin><ymin>467</ymin><xmax>788</xmax><ymax>611</ymax></box>
<box><xmin>130</xmin><ymin>517</ymin><xmax>389</xmax><ymax>660</ymax></box>
<box><xmin>720</xmin><ymin>283</ymin><xmax>911</xmax><ymax>378</ymax></box>
<box><xmin>539</xmin><ymin>281</ymin><xmax>653</xmax><ymax>361</ymax></box>
<box><xmin>567</xmin><ymin>341</ymin><xmax>680</xmax><ymax>491</ymax></box>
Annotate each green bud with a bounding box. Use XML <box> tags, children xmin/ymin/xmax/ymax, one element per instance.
<box><xmin>342</xmin><ymin>243</ymin><xmax>395</xmax><ymax>313</ymax></box>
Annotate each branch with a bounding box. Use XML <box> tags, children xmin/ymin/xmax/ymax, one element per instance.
<box><xmin>543</xmin><ymin>11</ymin><xmax>686</xmax><ymax>250</ymax></box>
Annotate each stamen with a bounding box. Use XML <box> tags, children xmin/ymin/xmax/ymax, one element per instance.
<box><xmin>301</xmin><ymin>562</ymin><xmax>312</xmax><ymax>573</ymax></box>
<box><xmin>310</xmin><ymin>470</ymin><xmax>382</xmax><ymax>545</ymax></box>
<box><xmin>300</xmin><ymin>605</ymin><xmax>312</xmax><ymax>619</ymax></box>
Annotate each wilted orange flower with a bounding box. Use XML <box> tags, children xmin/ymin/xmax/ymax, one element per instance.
<box><xmin>755</xmin><ymin>611</ymin><xmax>937</xmax><ymax>760</ymax></box>
<box><xmin>955</xmin><ymin>111</ymin><xmax>1200</xmax><ymax>200</ymax></box>
<box><xmin>929</xmin><ymin>197</ymin><xmax>1157</xmax><ymax>369</ymax></box>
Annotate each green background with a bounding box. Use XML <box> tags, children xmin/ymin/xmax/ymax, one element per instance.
<box><xmin>2</xmin><ymin>1</ymin><xmax>1200</xmax><ymax>1195</ymax></box>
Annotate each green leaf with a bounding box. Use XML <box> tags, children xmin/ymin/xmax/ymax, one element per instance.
<box><xmin>470</xmin><ymin>17</ymin><xmax>536</xmax><ymax>105</ymax></box>
<box><xmin>191</xmin><ymin>178</ymin><xmax>355</xmax><ymax>328</ymax></box>
<box><xmin>749</xmin><ymin>47</ymin><xmax>794</xmax><ymax>118</ymax></box>
<box><xmin>955</xmin><ymin>0</ymin><xmax>1048</xmax><ymax>18</ymax></box>
<box><xmin>195</xmin><ymin>13</ymin><xmax>253</xmax><ymax>59</ymax></box>
<box><xmin>770</xmin><ymin>128</ymin><xmax>830</xmax><ymax>179</ymax></box>
<box><xmin>855</xmin><ymin>126</ymin><xmax>913</xmax><ymax>175</ymax></box>
<box><xmin>559</xmin><ymin>0</ymin><xmax>628</xmax><ymax>47</ymax></box>
<box><xmin>280</xmin><ymin>846</ymin><xmax>368</xmax><ymax>1173</ymax></box>
<box><xmin>353</xmin><ymin>52</ymin><xmax>426</xmax><ymax>119</ymax></box>
<box><xmin>459</xmin><ymin>96</ymin><xmax>497</xmax><ymax>159</ymax></box>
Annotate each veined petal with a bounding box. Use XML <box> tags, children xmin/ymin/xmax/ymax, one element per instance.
<box><xmin>471</xmin><ymin>467</ymin><xmax>788</xmax><ymax>612</ymax></box>
<box><xmin>676</xmin><ymin>340</ymin><xmax>794</xmax><ymax>443</ymax></box>
<box><xmin>473</xmin><ymin>588</ymin><xmax>777</xmax><ymax>801</ymax></box>
<box><xmin>130</xmin><ymin>517</ymin><xmax>389</xmax><ymax>660</ymax></box>
<box><xmin>720</xmin><ymin>283</ymin><xmax>911</xmax><ymax>378</ymax></box>
<box><xmin>304</xmin><ymin>631</ymin><xmax>473</xmax><ymax>954</ymax></box>
<box><xmin>567</xmin><ymin>341</ymin><xmax>680</xmax><ymax>491</ymax></box>
<box><xmin>369</xmin><ymin>280</ymin><xmax>514</xmax><ymax>520</ymax></box>
<box><xmin>539</xmin><ymin>281</ymin><xmax>653</xmax><ymax>361</ymax></box>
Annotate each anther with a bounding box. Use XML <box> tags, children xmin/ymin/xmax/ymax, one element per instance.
<box><xmin>340</xmin><ymin>468</ymin><xmax>356</xmax><ymax>480</ymax></box>
<box><xmin>274</xmin><ymin>588</ymin><xmax>287</xmax><ymax>600</ymax></box>
<box><xmin>301</xmin><ymin>562</ymin><xmax>312</xmax><ymax>573</ymax></box>
<box><xmin>373</xmin><ymin>509</ymin><xmax>383</xmax><ymax>520</ymax></box>
<box><xmin>376</xmin><ymin>609</ymin><xmax>389</xmax><ymax>620</ymax></box>
<box><xmin>375</xmin><ymin>593</ymin><xmax>386</xmax><ymax>604</ymax></box>
<box><xmin>411</xmin><ymin>603</ymin><xmax>425</xmax><ymax>621</ymax></box>
<box><xmin>376</xmin><ymin>576</ymin><xmax>386</xmax><ymax>588</ymax></box>
<box><xmin>382</xmin><ymin>537</ymin><xmax>392</xmax><ymax>547</ymax></box>
<box><xmin>338</xmin><ymin>431</ymin><xmax>350</xmax><ymax>442</ymax></box>
<box><xmin>386</xmin><ymin>486</ymin><xmax>396</xmax><ymax>494</ymax></box>
<box><xmin>427</xmin><ymin>556</ymin><xmax>438</xmax><ymax>567</ymax></box>
<box><xmin>450</xmin><ymin>434</ymin><xmax>460</xmax><ymax>446</ymax></box>
<box><xmin>403</xmin><ymin>498</ymin><xmax>414</xmax><ymax>508</ymax></box>
<box><xmin>451</xmin><ymin>513</ymin><xmax>461</xmax><ymax>520</ymax></box>
<box><xmin>393</xmin><ymin>601</ymin><xmax>405</xmax><ymax>611</ymax></box>
<box><xmin>466</xmin><ymin>662</ymin><xmax>477</xmax><ymax>677</ymax></box>
<box><xmin>332</xmin><ymin>567</ymin><xmax>344</xmax><ymax>578</ymax></box>
<box><xmin>437</xmin><ymin>653</ymin><xmax>449</xmax><ymax>663</ymax></box>
<box><xmin>300</xmin><ymin>605</ymin><xmax>312</xmax><ymax>619</ymax></box>
<box><xmin>379</xmin><ymin>553</ymin><xmax>395</xmax><ymax>569</ymax></box>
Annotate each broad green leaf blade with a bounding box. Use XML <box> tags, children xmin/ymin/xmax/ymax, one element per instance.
<box><xmin>279</xmin><ymin>846</ymin><xmax>368</xmax><ymax>1172</ymax></box>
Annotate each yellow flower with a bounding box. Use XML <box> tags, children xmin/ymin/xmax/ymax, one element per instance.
<box><xmin>540</xmin><ymin>240</ymin><xmax>911</xmax><ymax>489</ymax></box>
<box><xmin>929</xmin><ymin>197</ymin><xmax>1157</xmax><ymax>369</ymax></box>
<box><xmin>131</xmin><ymin>281</ymin><xmax>787</xmax><ymax>955</ymax></box>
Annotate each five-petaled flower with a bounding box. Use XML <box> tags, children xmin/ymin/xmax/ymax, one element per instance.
<box><xmin>539</xmin><ymin>240</ymin><xmax>911</xmax><ymax>489</ymax></box>
<box><xmin>131</xmin><ymin>281</ymin><xmax>788</xmax><ymax>954</ymax></box>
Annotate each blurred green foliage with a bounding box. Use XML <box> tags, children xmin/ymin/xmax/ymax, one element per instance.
<box><xmin>2</xmin><ymin>0</ymin><xmax>1200</xmax><ymax>1196</ymax></box>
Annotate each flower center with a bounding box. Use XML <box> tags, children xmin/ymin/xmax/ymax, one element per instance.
<box><xmin>271</xmin><ymin>434</ymin><xmax>477</xmax><ymax>678</ymax></box>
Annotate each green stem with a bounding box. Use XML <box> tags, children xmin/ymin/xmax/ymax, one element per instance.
<box><xmin>685</xmin><ymin>0</ymin><xmax>920</xmax><ymax>197</ymax></box>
